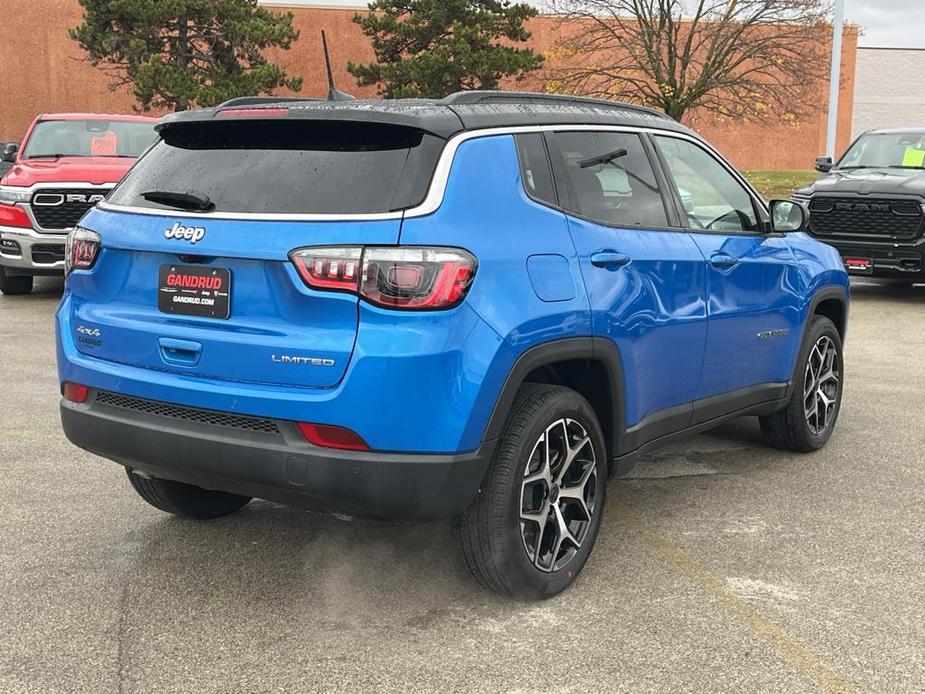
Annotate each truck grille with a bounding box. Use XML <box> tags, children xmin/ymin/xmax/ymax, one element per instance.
<box><xmin>808</xmin><ymin>197</ymin><xmax>924</xmax><ymax>240</ymax></box>
<box><xmin>31</xmin><ymin>244</ymin><xmax>65</xmax><ymax>265</ymax></box>
<box><xmin>29</xmin><ymin>188</ymin><xmax>109</xmax><ymax>231</ymax></box>
<box><xmin>95</xmin><ymin>391</ymin><xmax>281</xmax><ymax>435</ymax></box>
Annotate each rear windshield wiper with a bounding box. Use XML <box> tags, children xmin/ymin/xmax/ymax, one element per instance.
<box><xmin>579</xmin><ymin>148</ymin><xmax>628</xmax><ymax>169</ymax></box>
<box><xmin>141</xmin><ymin>189</ymin><xmax>214</xmax><ymax>212</ymax></box>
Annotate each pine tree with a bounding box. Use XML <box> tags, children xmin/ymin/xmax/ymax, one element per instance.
<box><xmin>71</xmin><ymin>0</ymin><xmax>303</xmax><ymax>111</ymax></box>
<box><xmin>348</xmin><ymin>0</ymin><xmax>543</xmax><ymax>99</ymax></box>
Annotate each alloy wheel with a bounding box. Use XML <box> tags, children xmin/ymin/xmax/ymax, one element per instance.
<box><xmin>520</xmin><ymin>418</ymin><xmax>598</xmax><ymax>573</ymax></box>
<box><xmin>803</xmin><ymin>335</ymin><xmax>840</xmax><ymax>436</ymax></box>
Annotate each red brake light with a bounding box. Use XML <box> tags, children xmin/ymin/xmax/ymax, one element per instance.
<box><xmin>291</xmin><ymin>247</ymin><xmax>362</xmax><ymax>292</ymax></box>
<box><xmin>216</xmin><ymin>107</ymin><xmax>290</xmax><ymax>119</ymax></box>
<box><xmin>290</xmin><ymin>246</ymin><xmax>476</xmax><ymax>310</ymax></box>
<box><xmin>62</xmin><ymin>382</ymin><xmax>89</xmax><ymax>403</ymax></box>
<box><xmin>0</xmin><ymin>203</ymin><xmax>32</xmax><ymax>228</ymax></box>
<box><xmin>297</xmin><ymin>422</ymin><xmax>370</xmax><ymax>451</ymax></box>
<box><xmin>65</xmin><ymin>228</ymin><xmax>101</xmax><ymax>274</ymax></box>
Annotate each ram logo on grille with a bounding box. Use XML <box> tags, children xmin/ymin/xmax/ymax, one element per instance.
<box><xmin>833</xmin><ymin>202</ymin><xmax>891</xmax><ymax>213</ymax></box>
<box><xmin>33</xmin><ymin>193</ymin><xmax>106</xmax><ymax>206</ymax></box>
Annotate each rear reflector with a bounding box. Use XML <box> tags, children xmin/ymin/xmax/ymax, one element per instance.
<box><xmin>297</xmin><ymin>422</ymin><xmax>370</xmax><ymax>451</ymax></box>
<box><xmin>62</xmin><ymin>382</ymin><xmax>89</xmax><ymax>403</ymax></box>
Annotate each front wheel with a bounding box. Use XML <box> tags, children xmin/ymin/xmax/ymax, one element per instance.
<box><xmin>760</xmin><ymin>316</ymin><xmax>844</xmax><ymax>452</ymax></box>
<box><xmin>458</xmin><ymin>384</ymin><xmax>607</xmax><ymax>599</ymax></box>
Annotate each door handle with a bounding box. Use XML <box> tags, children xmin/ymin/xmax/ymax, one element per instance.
<box><xmin>710</xmin><ymin>252</ymin><xmax>740</xmax><ymax>268</ymax></box>
<box><xmin>590</xmin><ymin>250</ymin><xmax>631</xmax><ymax>269</ymax></box>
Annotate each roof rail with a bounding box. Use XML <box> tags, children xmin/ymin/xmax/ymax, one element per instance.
<box><xmin>442</xmin><ymin>91</ymin><xmax>669</xmax><ymax>119</ymax></box>
<box><xmin>216</xmin><ymin>96</ymin><xmax>322</xmax><ymax>109</ymax></box>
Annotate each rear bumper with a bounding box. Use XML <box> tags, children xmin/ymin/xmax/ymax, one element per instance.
<box><xmin>819</xmin><ymin>237</ymin><xmax>925</xmax><ymax>279</ymax></box>
<box><xmin>60</xmin><ymin>391</ymin><xmax>495</xmax><ymax>520</ymax></box>
<box><xmin>0</xmin><ymin>224</ymin><xmax>66</xmax><ymax>273</ymax></box>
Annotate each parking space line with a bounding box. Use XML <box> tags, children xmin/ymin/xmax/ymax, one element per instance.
<box><xmin>614</xmin><ymin>502</ymin><xmax>860</xmax><ymax>694</ymax></box>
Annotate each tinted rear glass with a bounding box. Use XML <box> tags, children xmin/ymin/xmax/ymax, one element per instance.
<box><xmin>108</xmin><ymin>120</ymin><xmax>445</xmax><ymax>215</ymax></box>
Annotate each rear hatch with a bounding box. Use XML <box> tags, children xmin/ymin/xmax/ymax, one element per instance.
<box><xmin>70</xmin><ymin>117</ymin><xmax>445</xmax><ymax>388</ymax></box>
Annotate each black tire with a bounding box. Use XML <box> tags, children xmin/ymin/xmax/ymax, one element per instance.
<box><xmin>126</xmin><ymin>469</ymin><xmax>251</xmax><ymax>519</ymax></box>
<box><xmin>760</xmin><ymin>316</ymin><xmax>844</xmax><ymax>452</ymax></box>
<box><xmin>458</xmin><ymin>383</ymin><xmax>607</xmax><ymax>600</ymax></box>
<box><xmin>0</xmin><ymin>267</ymin><xmax>33</xmax><ymax>296</ymax></box>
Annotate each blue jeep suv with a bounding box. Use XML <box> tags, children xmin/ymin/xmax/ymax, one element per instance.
<box><xmin>56</xmin><ymin>92</ymin><xmax>849</xmax><ymax>599</ymax></box>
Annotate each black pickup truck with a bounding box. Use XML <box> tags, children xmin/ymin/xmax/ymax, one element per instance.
<box><xmin>797</xmin><ymin>128</ymin><xmax>925</xmax><ymax>282</ymax></box>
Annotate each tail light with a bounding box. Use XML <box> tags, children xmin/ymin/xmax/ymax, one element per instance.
<box><xmin>290</xmin><ymin>246</ymin><xmax>476</xmax><ymax>310</ymax></box>
<box><xmin>65</xmin><ymin>228</ymin><xmax>101</xmax><ymax>275</ymax></box>
<box><xmin>290</xmin><ymin>247</ymin><xmax>362</xmax><ymax>292</ymax></box>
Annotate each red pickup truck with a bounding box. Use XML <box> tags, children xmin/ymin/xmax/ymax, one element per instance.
<box><xmin>0</xmin><ymin>114</ymin><xmax>157</xmax><ymax>295</ymax></box>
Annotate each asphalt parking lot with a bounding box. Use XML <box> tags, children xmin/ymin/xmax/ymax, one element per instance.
<box><xmin>1</xmin><ymin>278</ymin><xmax>923</xmax><ymax>694</ymax></box>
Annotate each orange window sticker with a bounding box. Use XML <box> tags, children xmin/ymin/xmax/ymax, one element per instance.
<box><xmin>90</xmin><ymin>131</ymin><xmax>118</xmax><ymax>156</ymax></box>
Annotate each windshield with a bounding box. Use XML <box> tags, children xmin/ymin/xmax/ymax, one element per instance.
<box><xmin>22</xmin><ymin>120</ymin><xmax>157</xmax><ymax>159</ymax></box>
<box><xmin>838</xmin><ymin>132</ymin><xmax>925</xmax><ymax>170</ymax></box>
<box><xmin>107</xmin><ymin>120</ymin><xmax>444</xmax><ymax>215</ymax></box>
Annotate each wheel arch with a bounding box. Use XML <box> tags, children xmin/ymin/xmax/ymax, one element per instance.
<box><xmin>482</xmin><ymin>337</ymin><xmax>625</xmax><ymax>473</ymax></box>
<box><xmin>807</xmin><ymin>285</ymin><xmax>848</xmax><ymax>340</ymax></box>
<box><xmin>789</xmin><ymin>284</ymin><xmax>848</xmax><ymax>387</ymax></box>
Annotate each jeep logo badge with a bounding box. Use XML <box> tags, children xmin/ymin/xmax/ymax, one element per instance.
<box><xmin>164</xmin><ymin>222</ymin><xmax>206</xmax><ymax>244</ymax></box>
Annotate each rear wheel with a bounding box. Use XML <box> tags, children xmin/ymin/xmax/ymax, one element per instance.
<box><xmin>760</xmin><ymin>316</ymin><xmax>843</xmax><ymax>452</ymax></box>
<box><xmin>458</xmin><ymin>384</ymin><xmax>607</xmax><ymax>599</ymax></box>
<box><xmin>0</xmin><ymin>267</ymin><xmax>33</xmax><ymax>295</ymax></box>
<box><xmin>126</xmin><ymin>469</ymin><xmax>251</xmax><ymax>519</ymax></box>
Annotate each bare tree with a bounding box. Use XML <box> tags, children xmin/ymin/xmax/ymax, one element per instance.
<box><xmin>546</xmin><ymin>0</ymin><xmax>832</xmax><ymax>123</ymax></box>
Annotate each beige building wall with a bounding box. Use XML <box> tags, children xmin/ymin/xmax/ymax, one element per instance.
<box><xmin>852</xmin><ymin>47</ymin><xmax>925</xmax><ymax>140</ymax></box>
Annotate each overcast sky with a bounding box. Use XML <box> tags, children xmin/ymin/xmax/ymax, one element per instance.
<box><xmin>265</xmin><ymin>0</ymin><xmax>925</xmax><ymax>49</ymax></box>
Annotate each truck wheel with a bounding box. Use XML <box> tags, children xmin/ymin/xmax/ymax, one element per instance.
<box><xmin>0</xmin><ymin>267</ymin><xmax>33</xmax><ymax>295</ymax></box>
<box><xmin>760</xmin><ymin>316</ymin><xmax>843</xmax><ymax>452</ymax></box>
<box><xmin>126</xmin><ymin>469</ymin><xmax>251</xmax><ymax>519</ymax></box>
<box><xmin>458</xmin><ymin>384</ymin><xmax>607</xmax><ymax>599</ymax></box>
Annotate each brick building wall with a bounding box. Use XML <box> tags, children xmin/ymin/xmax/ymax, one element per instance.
<box><xmin>0</xmin><ymin>0</ymin><xmax>857</xmax><ymax>170</ymax></box>
<box><xmin>852</xmin><ymin>47</ymin><xmax>925</xmax><ymax>139</ymax></box>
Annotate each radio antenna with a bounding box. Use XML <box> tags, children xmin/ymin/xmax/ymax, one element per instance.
<box><xmin>322</xmin><ymin>30</ymin><xmax>356</xmax><ymax>102</ymax></box>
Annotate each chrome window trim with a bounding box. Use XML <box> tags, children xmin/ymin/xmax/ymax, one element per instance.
<box><xmin>93</xmin><ymin>124</ymin><xmax>766</xmax><ymax>222</ymax></box>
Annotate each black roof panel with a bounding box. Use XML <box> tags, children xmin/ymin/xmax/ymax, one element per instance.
<box><xmin>158</xmin><ymin>90</ymin><xmax>692</xmax><ymax>139</ymax></box>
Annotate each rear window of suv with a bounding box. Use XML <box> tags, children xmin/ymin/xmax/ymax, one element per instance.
<box><xmin>107</xmin><ymin>120</ymin><xmax>445</xmax><ymax>215</ymax></box>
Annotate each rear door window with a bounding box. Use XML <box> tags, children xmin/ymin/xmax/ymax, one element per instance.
<box><xmin>548</xmin><ymin>131</ymin><xmax>669</xmax><ymax>228</ymax></box>
<box><xmin>108</xmin><ymin>120</ymin><xmax>445</xmax><ymax>215</ymax></box>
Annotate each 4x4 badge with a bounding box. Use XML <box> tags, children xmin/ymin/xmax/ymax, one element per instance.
<box><xmin>164</xmin><ymin>222</ymin><xmax>206</xmax><ymax>245</ymax></box>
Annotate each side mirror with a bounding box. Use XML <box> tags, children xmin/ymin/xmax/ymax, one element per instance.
<box><xmin>1</xmin><ymin>143</ymin><xmax>18</xmax><ymax>163</ymax></box>
<box><xmin>814</xmin><ymin>155</ymin><xmax>833</xmax><ymax>173</ymax></box>
<box><xmin>769</xmin><ymin>199</ymin><xmax>808</xmax><ymax>234</ymax></box>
